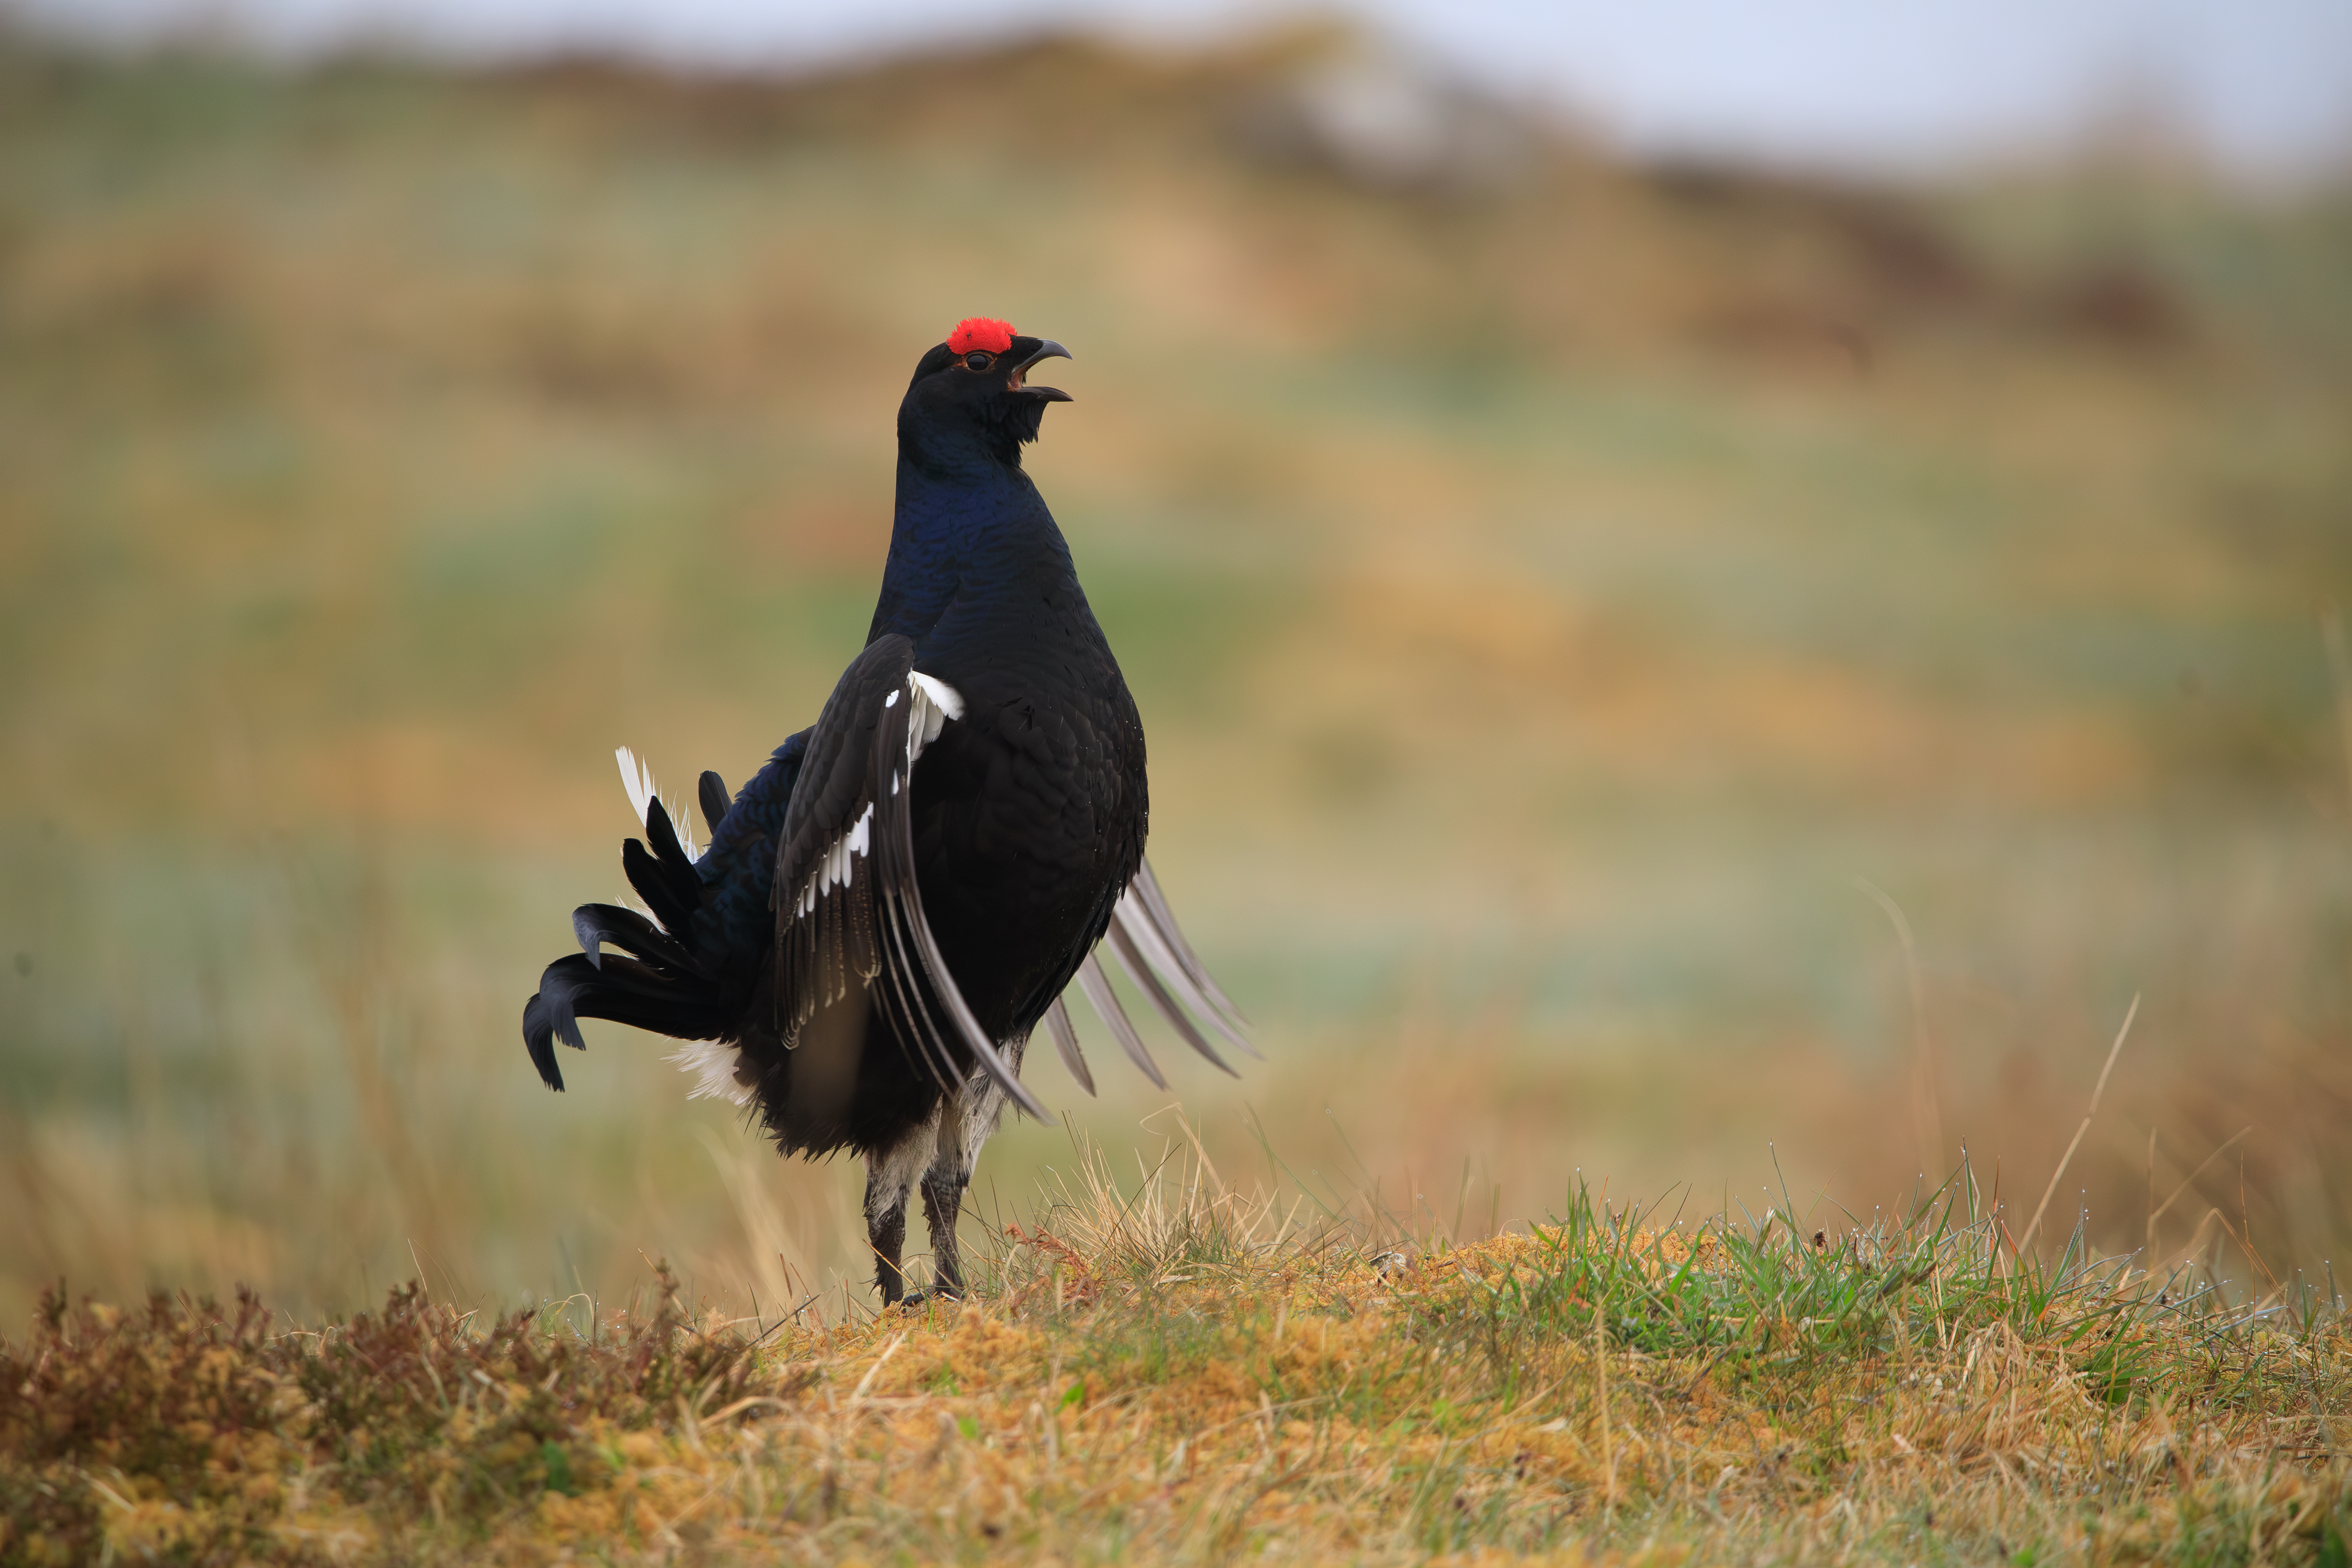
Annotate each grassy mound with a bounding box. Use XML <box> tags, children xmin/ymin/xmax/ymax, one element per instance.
<box><xmin>6</xmin><ymin>1149</ymin><xmax>2346</xmax><ymax>1565</ymax></box>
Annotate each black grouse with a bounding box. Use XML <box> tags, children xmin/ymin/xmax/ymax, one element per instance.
<box><xmin>522</xmin><ymin>317</ymin><xmax>1251</xmax><ymax>1306</ymax></box>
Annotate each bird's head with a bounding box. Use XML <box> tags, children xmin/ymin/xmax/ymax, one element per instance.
<box><xmin>898</xmin><ymin>317</ymin><xmax>1073</xmax><ymax>470</ymax></box>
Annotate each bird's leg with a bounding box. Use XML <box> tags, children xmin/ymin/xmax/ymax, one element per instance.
<box><xmin>918</xmin><ymin>1174</ymin><xmax>967</xmax><ymax>1299</ymax></box>
<box><xmin>864</xmin><ymin>1125</ymin><xmax>932</xmax><ymax>1307</ymax></box>
<box><xmin>920</xmin><ymin>1044</ymin><xmax>1024</xmax><ymax>1301</ymax></box>
<box><xmin>919</xmin><ymin>1082</ymin><xmax>973</xmax><ymax>1301</ymax></box>
<box><xmin>864</xmin><ymin>1167</ymin><xmax>909</xmax><ymax>1307</ymax></box>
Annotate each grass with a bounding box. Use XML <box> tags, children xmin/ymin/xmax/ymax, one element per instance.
<box><xmin>6</xmin><ymin>1139</ymin><xmax>2348</xmax><ymax>1564</ymax></box>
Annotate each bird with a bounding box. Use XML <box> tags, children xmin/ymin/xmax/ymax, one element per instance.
<box><xmin>522</xmin><ymin>317</ymin><xmax>1253</xmax><ymax>1307</ymax></box>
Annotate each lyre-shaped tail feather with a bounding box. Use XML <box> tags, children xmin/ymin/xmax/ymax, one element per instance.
<box><xmin>523</xmin><ymin>949</ymin><xmax>729</xmax><ymax>1091</ymax></box>
<box><xmin>618</xmin><ymin>746</ymin><xmax>701</xmax><ymax>860</ymax></box>
<box><xmin>570</xmin><ymin>902</ymin><xmax>702</xmax><ymax>975</ymax></box>
<box><xmin>522</xmin><ymin>751</ymin><xmax>725</xmax><ymax>1093</ymax></box>
<box><xmin>621</xmin><ymin>799</ymin><xmax>700</xmax><ymax>934</ymax></box>
<box><xmin>698</xmin><ymin>771</ymin><xmax>731</xmax><ymax>836</ymax></box>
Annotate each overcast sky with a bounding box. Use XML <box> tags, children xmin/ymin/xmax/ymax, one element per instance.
<box><xmin>13</xmin><ymin>0</ymin><xmax>2351</xmax><ymax>181</ymax></box>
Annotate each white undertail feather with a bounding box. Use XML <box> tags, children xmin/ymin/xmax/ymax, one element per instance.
<box><xmin>667</xmin><ymin>1038</ymin><xmax>755</xmax><ymax>1105</ymax></box>
<box><xmin>615</xmin><ymin>746</ymin><xmax>701</xmax><ymax>860</ymax></box>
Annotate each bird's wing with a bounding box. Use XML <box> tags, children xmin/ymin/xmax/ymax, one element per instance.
<box><xmin>1123</xmin><ymin>859</ymin><xmax>1256</xmax><ymax>1055</ymax></box>
<box><xmin>772</xmin><ymin>632</ymin><xmax>1050</xmax><ymax>1122</ymax></box>
<box><xmin>1074</xmin><ymin>950</ymin><xmax>1166</xmax><ymax>1090</ymax></box>
<box><xmin>1042</xmin><ymin>997</ymin><xmax>1093</xmax><ymax>1097</ymax></box>
<box><xmin>1055</xmin><ymin>857</ymin><xmax>1257</xmax><ymax>1088</ymax></box>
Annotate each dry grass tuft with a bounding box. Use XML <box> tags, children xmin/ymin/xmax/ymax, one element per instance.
<box><xmin>7</xmin><ymin>1143</ymin><xmax>2347</xmax><ymax>1564</ymax></box>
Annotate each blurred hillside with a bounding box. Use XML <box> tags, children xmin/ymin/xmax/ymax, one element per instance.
<box><xmin>1</xmin><ymin>30</ymin><xmax>2348</xmax><ymax>1326</ymax></box>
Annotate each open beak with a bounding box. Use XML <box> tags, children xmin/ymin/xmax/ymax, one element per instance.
<box><xmin>1008</xmin><ymin>340</ymin><xmax>1073</xmax><ymax>402</ymax></box>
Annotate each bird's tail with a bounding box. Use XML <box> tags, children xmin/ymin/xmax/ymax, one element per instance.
<box><xmin>522</xmin><ymin>761</ymin><xmax>734</xmax><ymax>1091</ymax></box>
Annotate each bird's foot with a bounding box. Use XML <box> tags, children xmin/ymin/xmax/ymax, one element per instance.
<box><xmin>894</xmin><ymin>1286</ymin><xmax>963</xmax><ymax>1313</ymax></box>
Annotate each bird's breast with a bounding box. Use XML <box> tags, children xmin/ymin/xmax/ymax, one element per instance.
<box><xmin>910</xmin><ymin>651</ymin><xmax>1140</xmax><ymax>862</ymax></box>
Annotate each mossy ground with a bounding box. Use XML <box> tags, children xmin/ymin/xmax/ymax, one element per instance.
<box><xmin>7</xmin><ymin>1149</ymin><xmax>2347</xmax><ymax>1565</ymax></box>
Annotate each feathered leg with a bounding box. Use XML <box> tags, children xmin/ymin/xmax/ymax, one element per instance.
<box><xmin>863</xmin><ymin>1122</ymin><xmax>933</xmax><ymax>1307</ymax></box>
<box><xmin>918</xmin><ymin>1152</ymin><xmax>968</xmax><ymax>1301</ymax></box>
<box><xmin>918</xmin><ymin>1034</ymin><xmax>1027</xmax><ymax>1302</ymax></box>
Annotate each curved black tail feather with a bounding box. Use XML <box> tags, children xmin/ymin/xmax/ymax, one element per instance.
<box><xmin>523</xmin><ymin>797</ymin><xmax>732</xmax><ymax>1091</ymax></box>
<box><xmin>698</xmin><ymin>771</ymin><xmax>731</xmax><ymax>835</ymax></box>
<box><xmin>620</xmin><ymin>799</ymin><xmax>700</xmax><ymax>934</ymax></box>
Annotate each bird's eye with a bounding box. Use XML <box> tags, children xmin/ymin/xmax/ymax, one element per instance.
<box><xmin>962</xmin><ymin>351</ymin><xmax>994</xmax><ymax>372</ymax></box>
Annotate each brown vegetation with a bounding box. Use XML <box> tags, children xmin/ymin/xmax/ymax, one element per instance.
<box><xmin>5</xmin><ymin>1147</ymin><xmax>2347</xmax><ymax>1563</ymax></box>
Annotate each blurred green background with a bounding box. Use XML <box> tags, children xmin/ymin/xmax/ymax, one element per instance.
<box><xmin>2</xmin><ymin>30</ymin><xmax>2348</xmax><ymax>1327</ymax></box>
